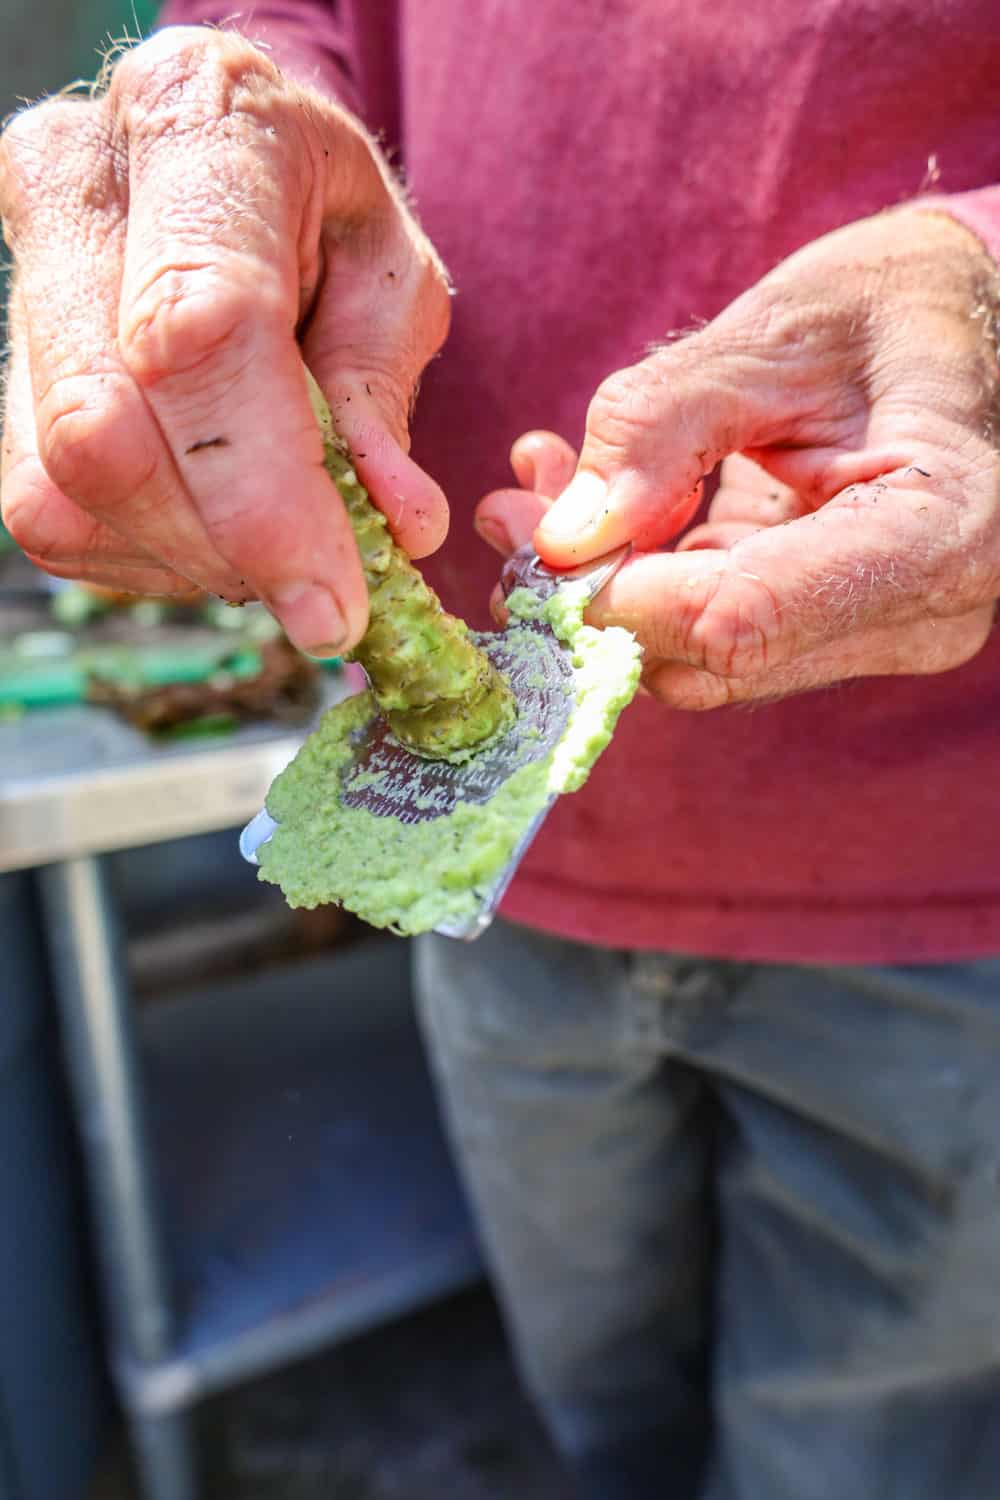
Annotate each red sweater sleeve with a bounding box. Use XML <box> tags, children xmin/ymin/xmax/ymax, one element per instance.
<box><xmin>928</xmin><ymin>186</ymin><xmax>1000</xmax><ymax>268</ymax></box>
<box><xmin>155</xmin><ymin>0</ymin><xmax>360</xmax><ymax>110</ymax></box>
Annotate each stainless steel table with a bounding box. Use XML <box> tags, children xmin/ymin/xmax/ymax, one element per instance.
<box><xmin>0</xmin><ymin>691</ymin><xmax>480</xmax><ymax>1500</ymax></box>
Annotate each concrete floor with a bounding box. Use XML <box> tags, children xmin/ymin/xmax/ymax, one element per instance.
<box><xmin>94</xmin><ymin>1288</ymin><xmax>576</xmax><ymax>1499</ymax></box>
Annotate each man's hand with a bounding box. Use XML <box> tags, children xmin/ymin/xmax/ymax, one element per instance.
<box><xmin>0</xmin><ymin>27</ymin><xmax>451</xmax><ymax>654</ymax></box>
<box><xmin>486</xmin><ymin>209</ymin><xmax>1000</xmax><ymax>707</ymax></box>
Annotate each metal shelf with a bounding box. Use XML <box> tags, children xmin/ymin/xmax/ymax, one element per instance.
<box><xmin>0</xmin><ymin>665</ymin><xmax>365</xmax><ymax>875</ymax></box>
<box><xmin>38</xmin><ymin>849</ymin><xmax>481</xmax><ymax>1500</ymax></box>
<box><xmin>128</xmin><ymin>942</ymin><xmax>482</xmax><ymax>1414</ymax></box>
<box><xmin>3</xmin><ymin>646</ymin><xmax>480</xmax><ymax>1498</ymax></box>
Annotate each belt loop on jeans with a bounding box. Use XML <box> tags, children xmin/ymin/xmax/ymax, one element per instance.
<box><xmin>626</xmin><ymin>955</ymin><xmax>722</xmax><ymax>1049</ymax></box>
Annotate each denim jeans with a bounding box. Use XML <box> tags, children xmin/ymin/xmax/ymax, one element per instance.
<box><xmin>414</xmin><ymin>920</ymin><xmax>1000</xmax><ymax>1500</ymax></box>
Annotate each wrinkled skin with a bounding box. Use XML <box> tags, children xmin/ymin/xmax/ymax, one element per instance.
<box><xmin>0</xmin><ymin>27</ymin><xmax>450</xmax><ymax>656</ymax></box>
<box><xmin>479</xmin><ymin>210</ymin><xmax>1000</xmax><ymax>707</ymax></box>
<box><xmin>2</xmin><ymin>35</ymin><xmax>998</xmax><ymax>707</ymax></box>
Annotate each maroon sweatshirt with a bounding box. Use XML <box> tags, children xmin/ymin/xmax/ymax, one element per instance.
<box><xmin>161</xmin><ymin>0</ymin><xmax>1000</xmax><ymax>961</ymax></box>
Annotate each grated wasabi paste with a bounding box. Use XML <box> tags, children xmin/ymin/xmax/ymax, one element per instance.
<box><xmin>258</xmin><ymin>570</ymin><xmax>641</xmax><ymax>934</ymax></box>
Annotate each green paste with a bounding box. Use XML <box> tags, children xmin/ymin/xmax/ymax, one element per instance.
<box><xmin>505</xmin><ymin>582</ymin><xmax>641</xmax><ymax>794</ymax></box>
<box><xmin>258</xmin><ymin>578</ymin><xmax>641</xmax><ymax>934</ymax></box>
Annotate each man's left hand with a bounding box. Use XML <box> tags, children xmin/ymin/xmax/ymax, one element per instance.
<box><xmin>478</xmin><ymin>208</ymin><xmax>1000</xmax><ymax>708</ymax></box>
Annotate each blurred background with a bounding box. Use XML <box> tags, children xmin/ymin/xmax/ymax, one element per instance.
<box><xmin>0</xmin><ymin>9</ymin><xmax>568</xmax><ymax>1499</ymax></box>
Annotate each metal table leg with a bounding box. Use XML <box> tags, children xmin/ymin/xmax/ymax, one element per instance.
<box><xmin>38</xmin><ymin>856</ymin><xmax>199</xmax><ymax>1500</ymax></box>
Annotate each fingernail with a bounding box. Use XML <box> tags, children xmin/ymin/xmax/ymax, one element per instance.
<box><xmin>538</xmin><ymin>471</ymin><xmax>608</xmax><ymax>542</ymax></box>
<box><xmin>475</xmin><ymin>517</ymin><xmax>510</xmax><ymax>554</ymax></box>
<box><xmin>489</xmin><ymin>583</ymin><xmax>509</xmax><ymax>625</ymax></box>
<box><xmin>270</xmin><ymin>582</ymin><xmax>347</xmax><ymax>657</ymax></box>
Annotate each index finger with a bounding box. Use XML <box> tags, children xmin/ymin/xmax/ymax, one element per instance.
<box><xmin>1</xmin><ymin>93</ymin><xmax>254</xmax><ymax>600</ymax></box>
<box><xmin>588</xmin><ymin>473</ymin><xmax>968</xmax><ymax>681</ymax></box>
<box><xmin>112</xmin><ymin>31</ymin><xmax>373</xmax><ymax>652</ymax></box>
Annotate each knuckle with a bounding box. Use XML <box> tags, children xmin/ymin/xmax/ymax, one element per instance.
<box><xmin>110</xmin><ymin>26</ymin><xmax>275</xmax><ymax>123</ymax></box>
<box><xmin>930</xmin><ymin>607</ymin><xmax>995</xmax><ymax>673</ymax></box>
<box><xmin>683</xmin><ymin>569</ymin><xmax>779</xmax><ymax>680</ymax></box>
<box><xmin>928</xmin><ymin>537</ymin><xmax>991</xmax><ymax>617</ymax></box>
<box><xmin>588</xmin><ymin>363</ymin><xmax>658</xmax><ymax>452</ymax></box>
<box><xmin>646</xmin><ymin>664</ymin><xmax>733</xmax><ymax>711</ymax></box>
<box><xmin>0</xmin><ymin>98</ymin><xmax>87</xmax><ymax>222</ymax></box>
<box><xmin>585</xmin><ymin>354</ymin><xmax>705</xmax><ymax>474</ymax></box>
<box><xmin>373</xmin><ymin>229</ymin><xmax>452</xmax><ymax>366</ymax></box>
<box><xmin>1</xmin><ymin>467</ymin><xmax>45</xmax><ymax>552</ymax></box>
<box><xmin>1</xmin><ymin>105</ymin><xmax>46</xmax><ymax>199</ymax></box>
<box><xmin>1</xmin><ymin>96</ymin><xmax>67</xmax><ymax>163</ymax></box>
<box><xmin>356</xmin><ymin>367</ymin><xmax>415</xmax><ymax>445</ymax></box>
<box><xmin>36</xmin><ymin>373</ymin><xmax>154</xmax><ymax>504</ymax></box>
<box><xmin>417</xmin><ymin>255</ymin><xmax>452</xmax><ymax>357</ymax></box>
<box><xmin>1</xmin><ymin>459</ymin><xmax>88</xmax><ymax>566</ymax></box>
<box><xmin>731</xmin><ymin>284</ymin><xmax>814</xmax><ymax>355</ymax></box>
<box><xmin>679</xmin><ymin>673</ymin><xmax>735</xmax><ymax>711</ymax></box>
<box><xmin>120</xmin><ymin>264</ymin><xmax>283</xmax><ymax>385</ymax></box>
<box><xmin>962</xmin><ymin>605</ymin><xmax>995</xmax><ymax>661</ymax></box>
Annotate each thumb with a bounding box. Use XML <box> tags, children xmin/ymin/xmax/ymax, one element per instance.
<box><xmin>586</xmin><ymin>465</ymin><xmax>962</xmax><ymax>683</ymax></box>
<box><xmin>535</xmin><ymin>346</ymin><xmax>754</xmax><ymax>566</ymax></box>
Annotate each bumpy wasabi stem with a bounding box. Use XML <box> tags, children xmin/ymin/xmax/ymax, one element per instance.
<box><xmin>306</xmin><ymin>371</ymin><xmax>514</xmax><ymax>759</ymax></box>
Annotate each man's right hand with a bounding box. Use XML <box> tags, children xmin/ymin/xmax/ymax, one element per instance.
<box><xmin>0</xmin><ymin>26</ymin><xmax>451</xmax><ymax>654</ymax></box>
